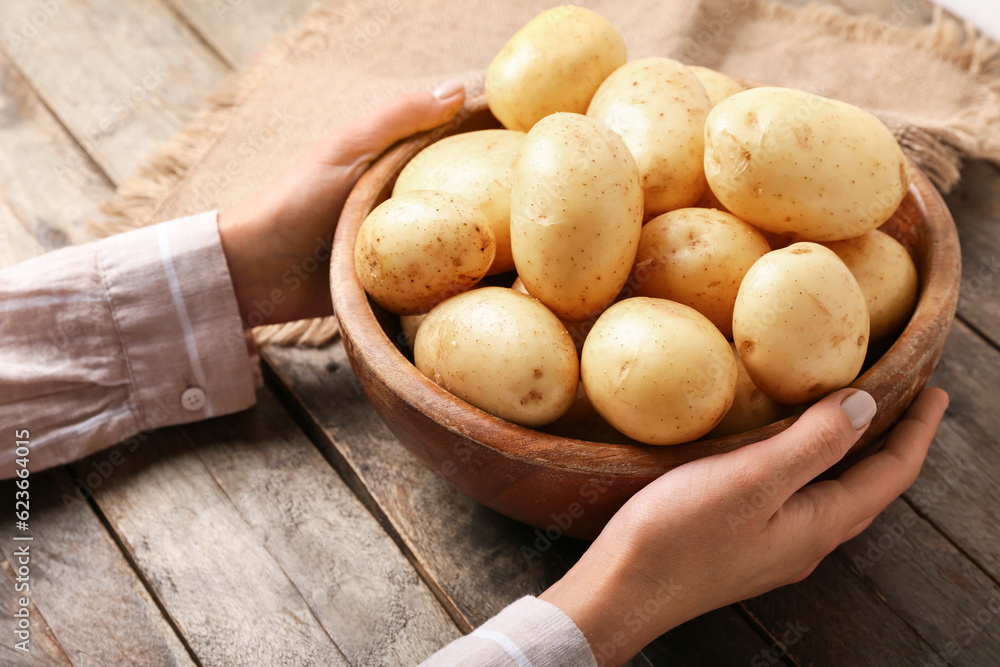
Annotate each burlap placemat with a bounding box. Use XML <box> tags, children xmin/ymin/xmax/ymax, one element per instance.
<box><xmin>97</xmin><ymin>0</ymin><xmax>1000</xmax><ymax>346</ymax></box>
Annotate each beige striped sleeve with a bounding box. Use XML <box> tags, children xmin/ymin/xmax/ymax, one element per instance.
<box><xmin>419</xmin><ymin>596</ymin><xmax>598</xmax><ymax>667</ymax></box>
<box><xmin>0</xmin><ymin>211</ymin><xmax>257</xmax><ymax>478</ymax></box>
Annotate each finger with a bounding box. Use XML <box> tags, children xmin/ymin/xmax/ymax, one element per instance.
<box><xmin>318</xmin><ymin>80</ymin><xmax>467</xmax><ymax>166</ymax></box>
<box><xmin>842</xmin><ymin>514</ymin><xmax>876</xmax><ymax>542</ymax></box>
<box><xmin>721</xmin><ymin>388</ymin><xmax>877</xmax><ymax>504</ymax></box>
<box><xmin>792</xmin><ymin>388</ymin><xmax>949</xmax><ymax>541</ymax></box>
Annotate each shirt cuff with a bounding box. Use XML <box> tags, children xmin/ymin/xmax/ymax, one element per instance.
<box><xmin>420</xmin><ymin>596</ymin><xmax>597</xmax><ymax>667</ymax></box>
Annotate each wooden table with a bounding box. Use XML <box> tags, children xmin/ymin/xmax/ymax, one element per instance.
<box><xmin>1</xmin><ymin>1</ymin><xmax>998</xmax><ymax>665</ymax></box>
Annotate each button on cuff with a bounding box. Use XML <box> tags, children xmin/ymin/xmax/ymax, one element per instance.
<box><xmin>180</xmin><ymin>387</ymin><xmax>207</xmax><ymax>412</ymax></box>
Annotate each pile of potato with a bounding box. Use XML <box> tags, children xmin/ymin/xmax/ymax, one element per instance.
<box><xmin>354</xmin><ymin>6</ymin><xmax>918</xmax><ymax>446</ymax></box>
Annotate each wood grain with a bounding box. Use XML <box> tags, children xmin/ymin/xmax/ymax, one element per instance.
<box><xmin>0</xmin><ymin>0</ymin><xmax>229</xmax><ymax>185</ymax></box>
<box><xmin>0</xmin><ymin>194</ymin><xmax>44</xmax><ymax>269</ymax></box>
<box><xmin>77</xmin><ymin>387</ymin><xmax>459</xmax><ymax>666</ymax></box>
<box><xmin>743</xmin><ymin>553</ymin><xmax>939</xmax><ymax>666</ymax></box>
<box><xmin>0</xmin><ymin>49</ymin><xmax>110</xmax><ymax>251</ymax></box>
<box><xmin>0</xmin><ymin>470</ymin><xmax>195</xmax><ymax>666</ymax></box>
<box><xmin>909</xmin><ymin>320</ymin><xmax>1000</xmax><ymax>580</ymax></box>
<box><xmin>836</xmin><ymin>498</ymin><xmax>1000</xmax><ymax>666</ymax></box>
<box><xmin>0</xmin><ymin>556</ymin><xmax>72</xmax><ymax>666</ymax></box>
<box><xmin>262</xmin><ymin>342</ymin><xmax>777</xmax><ymax>663</ymax></box>
<box><xmin>164</xmin><ymin>0</ymin><xmax>317</xmax><ymax>69</ymax></box>
<box><xmin>946</xmin><ymin>160</ymin><xmax>1000</xmax><ymax>348</ymax></box>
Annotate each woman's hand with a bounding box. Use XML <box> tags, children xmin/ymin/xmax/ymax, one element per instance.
<box><xmin>218</xmin><ymin>79</ymin><xmax>466</xmax><ymax>328</ymax></box>
<box><xmin>540</xmin><ymin>387</ymin><xmax>950</xmax><ymax>666</ymax></box>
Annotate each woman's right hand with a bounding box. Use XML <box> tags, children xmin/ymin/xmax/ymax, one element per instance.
<box><xmin>540</xmin><ymin>386</ymin><xmax>949</xmax><ymax>666</ymax></box>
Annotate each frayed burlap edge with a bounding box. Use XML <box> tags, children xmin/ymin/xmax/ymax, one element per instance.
<box><xmin>94</xmin><ymin>1</ymin><xmax>1000</xmax><ymax>348</ymax></box>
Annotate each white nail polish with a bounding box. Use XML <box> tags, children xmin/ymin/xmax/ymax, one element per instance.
<box><xmin>433</xmin><ymin>78</ymin><xmax>464</xmax><ymax>100</ymax></box>
<box><xmin>840</xmin><ymin>390</ymin><xmax>877</xmax><ymax>430</ymax></box>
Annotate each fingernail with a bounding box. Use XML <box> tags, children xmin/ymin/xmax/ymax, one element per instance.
<box><xmin>840</xmin><ymin>390</ymin><xmax>877</xmax><ymax>430</ymax></box>
<box><xmin>432</xmin><ymin>78</ymin><xmax>464</xmax><ymax>101</ymax></box>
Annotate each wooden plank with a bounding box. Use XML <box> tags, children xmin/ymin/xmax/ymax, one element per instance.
<box><xmin>905</xmin><ymin>320</ymin><xmax>1000</xmax><ymax>579</ymax></box>
<box><xmin>742</xmin><ymin>553</ymin><xmax>939</xmax><ymax>666</ymax></box>
<box><xmin>0</xmin><ymin>556</ymin><xmax>71</xmax><ymax>666</ymax></box>
<box><xmin>0</xmin><ymin>194</ymin><xmax>44</xmax><ymax>269</ymax></box>
<box><xmin>77</xmin><ymin>386</ymin><xmax>459</xmax><ymax>666</ymax></box>
<box><xmin>0</xmin><ymin>0</ymin><xmax>229</xmax><ymax>185</ymax></box>
<box><xmin>946</xmin><ymin>160</ymin><xmax>1000</xmax><ymax>348</ymax></box>
<box><xmin>640</xmin><ymin>606</ymin><xmax>789</xmax><ymax>667</ymax></box>
<box><xmin>164</xmin><ymin>0</ymin><xmax>316</xmax><ymax>69</ymax></box>
<box><xmin>838</xmin><ymin>498</ymin><xmax>1000</xmax><ymax>666</ymax></box>
<box><xmin>0</xmin><ymin>48</ymin><xmax>110</xmax><ymax>250</ymax></box>
<box><xmin>0</xmin><ymin>470</ymin><xmax>195</xmax><ymax>666</ymax></box>
<box><xmin>262</xmin><ymin>343</ymin><xmax>777</xmax><ymax>662</ymax></box>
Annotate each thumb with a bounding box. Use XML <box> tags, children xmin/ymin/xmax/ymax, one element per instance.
<box><xmin>316</xmin><ymin>79</ymin><xmax>467</xmax><ymax>167</ymax></box>
<box><xmin>735</xmin><ymin>388</ymin><xmax>878</xmax><ymax>501</ymax></box>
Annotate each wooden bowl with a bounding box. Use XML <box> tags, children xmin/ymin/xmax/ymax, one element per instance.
<box><xmin>331</xmin><ymin>95</ymin><xmax>961</xmax><ymax>540</ymax></box>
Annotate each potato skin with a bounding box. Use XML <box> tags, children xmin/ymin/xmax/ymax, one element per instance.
<box><xmin>707</xmin><ymin>343</ymin><xmax>791</xmax><ymax>438</ymax></box>
<box><xmin>414</xmin><ymin>287</ymin><xmax>579</xmax><ymax>427</ymax></box>
<box><xmin>630</xmin><ymin>207</ymin><xmax>771</xmax><ymax>338</ymax></box>
<box><xmin>393</xmin><ymin>130</ymin><xmax>525</xmax><ymax>275</ymax></box>
<box><xmin>733</xmin><ymin>242</ymin><xmax>870</xmax><ymax>404</ymax></box>
<box><xmin>486</xmin><ymin>6</ymin><xmax>626</xmax><ymax>132</ymax></box>
<box><xmin>581</xmin><ymin>298</ymin><xmax>738</xmax><ymax>445</ymax></box>
<box><xmin>704</xmin><ymin>87</ymin><xmax>910</xmax><ymax>241</ymax></box>
<box><xmin>354</xmin><ymin>191</ymin><xmax>495</xmax><ymax>315</ymax></box>
<box><xmin>824</xmin><ymin>230</ymin><xmax>918</xmax><ymax>341</ymax></box>
<box><xmin>587</xmin><ymin>58</ymin><xmax>711</xmax><ymax>216</ymax></box>
<box><xmin>510</xmin><ymin>113</ymin><xmax>643</xmax><ymax>322</ymax></box>
<box><xmin>689</xmin><ymin>66</ymin><xmax>745</xmax><ymax>107</ymax></box>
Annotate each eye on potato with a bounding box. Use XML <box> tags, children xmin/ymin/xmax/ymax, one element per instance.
<box><xmin>587</xmin><ymin>57</ymin><xmax>711</xmax><ymax>216</ymax></box>
<box><xmin>486</xmin><ymin>5</ymin><xmax>626</xmax><ymax>132</ymax></box>
<box><xmin>630</xmin><ymin>207</ymin><xmax>771</xmax><ymax>339</ymax></box>
<box><xmin>414</xmin><ymin>287</ymin><xmax>579</xmax><ymax>427</ymax></box>
<box><xmin>824</xmin><ymin>230</ymin><xmax>918</xmax><ymax>341</ymax></box>
<box><xmin>393</xmin><ymin>129</ymin><xmax>525</xmax><ymax>275</ymax></box>
<box><xmin>510</xmin><ymin>112</ymin><xmax>643</xmax><ymax>322</ymax></box>
<box><xmin>704</xmin><ymin>87</ymin><xmax>910</xmax><ymax>241</ymax></box>
<box><xmin>354</xmin><ymin>190</ymin><xmax>495</xmax><ymax>315</ymax></box>
<box><xmin>733</xmin><ymin>242</ymin><xmax>870</xmax><ymax>405</ymax></box>
<box><xmin>581</xmin><ymin>298</ymin><xmax>738</xmax><ymax>445</ymax></box>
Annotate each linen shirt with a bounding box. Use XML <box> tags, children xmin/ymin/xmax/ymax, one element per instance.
<box><xmin>0</xmin><ymin>212</ymin><xmax>598</xmax><ymax>667</ymax></box>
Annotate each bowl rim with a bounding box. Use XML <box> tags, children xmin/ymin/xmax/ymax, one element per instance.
<box><xmin>331</xmin><ymin>94</ymin><xmax>961</xmax><ymax>477</ymax></box>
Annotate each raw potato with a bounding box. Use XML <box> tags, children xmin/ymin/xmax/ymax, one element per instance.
<box><xmin>354</xmin><ymin>191</ymin><xmax>495</xmax><ymax>315</ymax></box>
<box><xmin>393</xmin><ymin>129</ymin><xmax>525</xmax><ymax>275</ymax></box>
<box><xmin>824</xmin><ymin>230</ymin><xmax>918</xmax><ymax>341</ymax></box>
<box><xmin>733</xmin><ymin>242</ymin><xmax>870</xmax><ymax>404</ymax></box>
<box><xmin>630</xmin><ymin>207</ymin><xmax>771</xmax><ymax>338</ymax></box>
<box><xmin>587</xmin><ymin>58</ymin><xmax>711</xmax><ymax>216</ymax></box>
<box><xmin>486</xmin><ymin>6</ymin><xmax>626</xmax><ymax>132</ymax></box>
<box><xmin>704</xmin><ymin>87</ymin><xmax>911</xmax><ymax>241</ymax></box>
<box><xmin>511</xmin><ymin>112</ymin><xmax>643</xmax><ymax>322</ymax></box>
<box><xmin>400</xmin><ymin>313</ymin><xmax>427</xmax><ymax>349</ymax></box>
<box><xmin>581</xmin><ymin>298</ymin><xmax>738</xmax><ymax>445</ymax></box>
<box><xmin>689</xmin><ymin>66</ymin><xmax>745</xmax><ymax>107</ymax></box>
<box><xmin>708</xmin><ymin>343</ymin><xmax>791</xmax><ymax>438</ymax></box>
<box><xmin>414</xmin><ymin>287</ymin><xmax>579</xmax><ymax>427</ymax></box>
